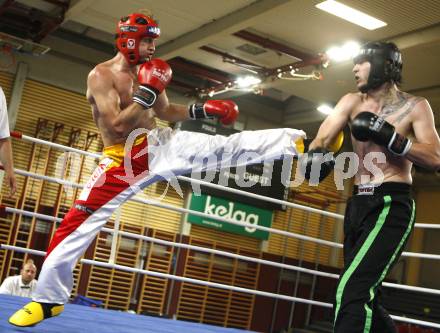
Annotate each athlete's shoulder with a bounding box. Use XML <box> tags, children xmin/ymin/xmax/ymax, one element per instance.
<box><xmin>89</xmin><ymin>63</ymin><xmax>112</xmax><ymax>81</ymax></box>
<box><xmin>336</xmin><ymin>92</ymin><xmax>363</xmax><ymax>115</ymax></box>
<box><xmin>87</xmin><ymin>63</ymin><xmax>114</xmax><ymax>92</ymax></box>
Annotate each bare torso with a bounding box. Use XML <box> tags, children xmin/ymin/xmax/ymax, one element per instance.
<box><xmin>350</xmin><ymin>91</ymin><xmax>423</xmax><ymax>185</ymax></box>
<box><xmin>86</xmin><ymin>59</ymin><xmax>157</xmax><ymax>147</ymax></box>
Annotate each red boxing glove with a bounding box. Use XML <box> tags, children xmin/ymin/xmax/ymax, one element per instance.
<box><xmin>188</xmin><ymin>100</ymin><xmax>239</xmax><ymax>125</ymax></box>
<box><xmin>133</xmin><ymin>59</ymin><xmax>172</xmax><ymax>108</ymax></box>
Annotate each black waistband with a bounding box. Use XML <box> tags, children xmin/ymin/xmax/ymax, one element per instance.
<box><xmin>353</xmin><ymin>182</ymin><xmax>411</xmax><ymax>196</ymax></box>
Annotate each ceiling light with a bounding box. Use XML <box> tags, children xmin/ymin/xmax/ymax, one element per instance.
<box><xmin>317</xmin><ymin>104</ymin><xmax>334</xmax><ymax>115</ymax></box>
<box><xmin>235</xmin><ymin>75</ymin><xmax>262</xmax><ymax>88</ymax></box>
<box><xmin>342</xmin><ymin>41</ymin><xmax>361</xmax><ymax>58</ymax></box>
<box><xmin>326</xmin><ymin>46</ymin><xmax>347</xmax><ymax>62</ymax></box>
<box><xmin>326</xmin><ymin>41</ymin><xmax>361</xmax><ymax>62</ymax></box>
<box><xmin>316</xmin><ymin>0</ymin><xmax>387</xmax><ymax>30</ymax></box>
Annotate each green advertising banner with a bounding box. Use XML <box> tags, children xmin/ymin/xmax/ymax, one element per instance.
<box><xmin>188</xmin><ymin>194</ymin><xmax>273</xmax><ymax>240</ymax></box>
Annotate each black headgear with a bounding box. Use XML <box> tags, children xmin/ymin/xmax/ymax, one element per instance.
<box><xmin>353</xmin><ymin>42</ymin><xmax>402</xmax><ymax>93</ymax></box>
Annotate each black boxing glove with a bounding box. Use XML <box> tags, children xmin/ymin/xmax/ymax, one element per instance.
<box><xmin>351</xmin><ymin>111</ymin><xmax>412</xmax><ymax>156</ymax></box>
<box><xmin>298</xmin><ymin>148</ymin><xmax>335</xmax><ymax>183</ymax></box>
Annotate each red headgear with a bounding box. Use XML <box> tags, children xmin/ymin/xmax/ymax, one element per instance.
<box><xmin>115</xmin><ymin>13</ymin><xmax>160</xmax><ymax>65</ymax></box>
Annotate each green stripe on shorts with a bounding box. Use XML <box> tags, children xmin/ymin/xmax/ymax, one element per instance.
<box><xmin>334</xmin><ymin>195</ymin><xmax>392</xmax><ymax>328</ymax></box>
<box><xmin>363</xmin><ymin>199</ymin><xmax>416</xmax><ymax>333</ymax></box>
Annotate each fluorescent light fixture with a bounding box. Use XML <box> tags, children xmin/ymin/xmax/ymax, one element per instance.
<box><xmin>326</xmin><ymin>41</ymin><xmax>361</xmax><ymax>62</ymax></box>
<box><xmin>317</xmin><ymin>104</ymin><xmax>334</xmax><ymax>115</ymax></box>
<box><xmin>316</xmin><ymin>0</ymin><xmax>387</xmax><ymax>30</ymax></box>
<box><xmin>235</xmin><ymin>75</ymin><xmax>261</xmax><ymax>88</ymax></box>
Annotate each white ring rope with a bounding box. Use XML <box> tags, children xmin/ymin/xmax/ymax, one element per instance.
<box><xmin>2</xmin><ymin>244</ymin><xmax>440</xmax><ymax>329</ymax></box>
<box><xmin>4</xmin><ymin>207</ymin><xmax>440</xmax><ymax>297</ymax></box>
<box><xmin>11</xmin><ymin>167</ymin><xmax>343</xmax><ymax>249</ymax></box>
<box><xmin>3</xmin><ymin>208</ymin><xmax>340</xmax><ymax>279</ymax></box>
<box><xmin>0</xmin><ymin>244</ymin><xmax>331</xmax><ymax>308</ymax></box>
<box><xmin>16</xmin><ymin>133</ymin><xmax>102</xmax><ymax>159</ymax></box>
<box><xmin>10</xmin><ymin>131</ymin><xmax>439</xmax><ymax>229</ymax></box>
<box><xmin>12</xmin><ymin>167</ymin><xmax>440</xmax><ymax>261</ymax></box>
<box><xmin>9</xmin><ymin>168</ymin><xmax>440</xmax><ymax>259</ymax></box>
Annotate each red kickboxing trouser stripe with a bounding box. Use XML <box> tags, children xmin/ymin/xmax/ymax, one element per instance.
<box><xmin>45</xmin><ymin>137</ymin><xmax>148</xmax><ymax>257</ymax></box>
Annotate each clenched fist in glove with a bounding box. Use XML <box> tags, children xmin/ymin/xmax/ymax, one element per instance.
<box><xmin>188</xmin><ymin>100</ymin><xmax>239</xmax><ymax>125</ymax></box>
<box><xmin>133</xmin><ymin>59</ymin><xmax>172</xmax><ymax>108</ymax></box>
<box><xmin>298</xmin><ymin>148</ymin><xmax>335</xmax><ymax>183</ymax></box>
<box><xmin>351</xmin><ymin>111</ymin><xmax>412</xmax><ymax>156</ymax></box>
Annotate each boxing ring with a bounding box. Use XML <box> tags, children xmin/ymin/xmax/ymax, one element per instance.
<box><xmin>1</xmin><ymin>130</ymin><xmax>440</xmax><ymax>332</ymax></box>
<box><xmin>0</xmin><ymin>294</ymin><xmax>250</xmax><ymax>333</ymax></box>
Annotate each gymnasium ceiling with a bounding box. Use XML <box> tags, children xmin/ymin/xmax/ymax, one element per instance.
<box><xmin>1</xmin><ymin>0</ymin><xmax>440</xmax><ymax>135</ymax></box>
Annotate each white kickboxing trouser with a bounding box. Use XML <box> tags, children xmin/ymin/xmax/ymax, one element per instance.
<box><xmin>33</xmin><ymin>127</ymin><xmax>305</xmax><ymax>304</ymax></box>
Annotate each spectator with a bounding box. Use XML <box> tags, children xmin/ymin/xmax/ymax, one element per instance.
<box><xmin>0</xmin><ymin>259</ymin><xmax>38</xmax><ymax>297</ymax></box>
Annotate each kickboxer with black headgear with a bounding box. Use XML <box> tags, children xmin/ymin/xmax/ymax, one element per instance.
<box><xmin>301</xmin><ymin>41</ymin><xmax>440</xmax><ymax>332</ymax></box>
<box><xmin>9</xmin><ymin>11</ymin><xmax>306</xmax><ymax>327</ymax></box>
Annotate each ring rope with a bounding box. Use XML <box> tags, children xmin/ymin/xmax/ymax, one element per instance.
<box><xmin>10</xmin><ymin>167</ymin><xmax>343</xmax><ymax>248</ymax></box>
<box><xmin>3</xmin><ymin>207</ymin><xmax>440</xmax><ymax>297</ymax></box>
<box><xmin>7</xmin><ymin>168</ymin><xmax>440</xmax><ymax>259</ymax></box>
<box><xmin>2</xmin><ymin>244</ymin><xmax>440</xmax><ymax>329</ymax></box>
<box><xmin>0</xmin><ymin>244</ymin><xmax>331</xmax><ymax>308</ymax></box>
<box><xmin>1</xmin><ymin>207</ymin><xmax>341</xmax><ymax>280</ymax></box>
